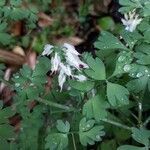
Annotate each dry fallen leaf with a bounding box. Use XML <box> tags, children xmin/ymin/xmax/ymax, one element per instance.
<box><xmin>10</xmin><ymin>21</ymin><xmax>23</xmax><ymax>36</ymax></box>
<box><xmin>55</xmin><ymin>36</ymin><xmax>84</xmax><ymax>46</ymax></box>
<box><xmin>38</xmin><ymin>12</ymin><xmax>54</xmax><ymax>27</ymax></box>
<box><xmin>13</xmin><ymin>46</ymin><xmax>25</xmax><ymax>56</ymax></box>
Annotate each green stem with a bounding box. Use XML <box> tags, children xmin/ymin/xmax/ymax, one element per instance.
<box><xmin>129</xmin><ymin>110</ymin><xmax>138</xmax><ymax>121</ymax></box>
<box><xmin>36</xmin><ymin>97</ymin><xmax>75</xmax><ymax>112</ymax></box>
<box><xmin>71</xmin><ymin>133</ymin><xmax>77</xmax><ymax>150</ymax></box>
<box><xmin>106</xmin><ymin>75</ymin><xmax>114</xmax><ymax>81</ymax></box>
<box><xmin>143</xmin><ymin>116</ymin><xmax>150</xmax><ymax>127</ymax></box>
<box><xmin>51</xmin><ymin>109</ymin><xmax>79</xmax><ymax>114</ymax></box>
<box><xmin>138</xmin><ymin>102</ymin><xmax>142</xmax><ymax>127</ymax></box>
<box><xmin>101</xmin><ymin>118</ymin><xmax>132</xmax><ymax>131</ymax></box>
<box><xmin>117</xmin><ymin>109</ymin><xmax>135</xmax><ymax>126</ymax></box>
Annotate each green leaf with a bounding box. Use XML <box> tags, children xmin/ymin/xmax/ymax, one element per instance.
<box><xmin>10</xmin><ymin>0</ymin><xmax>22</xmax><ymax>6</ymax></box>
<box><xmin>117</xmin><ymin>145</ymin><xmax>145</xmax><ymax>150</ymax></box>
<box><xmin>107</xmin><ymin>82</ymin><xmax>129</xmax><ymax>106</ymax></box>
<box><xmin>143</xmin><ymin>1</ymin><xmax>150</xmax><ymax>17</ymax></box>
<box><xmin>114</xmin><ymin>128</ymin><xmax>131</xmax><ymax>142</ymax></box>
<box><xmin>11</xmin><ymin>8</ymin><xmax>26</xmax><ymax>20</ymax></box>
<box><xmin>0</xmin><ymin>0</ymin><xmax>5</xmax><ymax>6</ymax></box>
<box><xmin>68</xmin><ymin>80</ymin><xmax>94</xmax><ymax>92</ymax></box>
<box><xmin>100</xmin><ymin>139</ymin><xmax>117</xmax><ymax>150</ymax></box>
<box><xmin>84</xmin><ymin>56</ymin><xmax>106</xmax><ymax>80</ymax></box>
<box><xmin>131</xmin><ymin>127</ymin><xmax>150</xmax><ymax>147</ymax></box>
<box><xmin>120</xmin><ymin>30</ymin><xmax>142</xmax><ymax>49</ymax></box>
<box><xmin>83</xmin><ymin>95</ymin><xmax>109</xmax><ymax>121</ymax></box>
<box><xmin>0</xmin><ymin>107</ymin><xmax>15</xmax><ymax>124</ymax></box>
<box><xmin>25</xmin><ymin>86</ymin><xmax>39</xmax><ymax>99</ymax></box>
<box><xmin>56</xmin><ymin>120</ymin><xmax>70</xmax><ymax>133</ymax></box>
<box><xmin>45</xmin><ymin>133</ymin><xmax>68</xmax><ymax>150</ymax></box>
<box><xmin>32</xmin><ymin>57</ymin><xmax>51</xmax><ymax>76</ymax></box>
<box><xmin>98</xmin><ymin>17</ymin><xmax>115</xmax><ymax>31</ymax></box>
<box><xmin>0</xmin><ymin>33</ymin><xmax>11</xmax><ymax>45</ymax></box>
<box><xmin>134</xmin><ymin>52</ymin><xmax>150</xmax><ymax>65</ymax></box>
<box><xmin>118</xmin><ymin>128</ymin><xmax>150</xmax><ymax>150</ymax></box>
<box><xmin>12</xmin><ymin>58</ymin><xmax>49</xmax><ymax>100</ymax></box>
<box><xmin>0</xmin><ymin>124</ymin><xmax>15</xmax><ymax>139</ymax></box>
<box><xmin>126</xmin><ymin>76</ymin><xmax>149</xmax><ymax>93</ymax></box>
<box><xmin>119</xmin><ymin>0</ymin><xmax>142</xmax><ymax>13</ymax></box>
<box><xmin>94</xmin><ymin>31</ymin><xmax>127</xmax><ymax>51</ymax></box>
<box><xmin>113</xmin><ymin>51</ymin><xmax>133</xmax><ymax>75</ymax></box>
<box><xmin>137</xmin><ymin>19</ymin><xmax>150</xmax><ymax>32</ymax></box>
<box><xmin>0</xmin><ymin>22</ymin><xmax>7</xmax><ymax>31</ymax></box>
<box><xmin>20</xmin><ymin>65</ymin><xmax>32</xmax><ymax>78</ymax></box>
<box><xmin>79</xmin><ymin>118</ymin><xmax>105</xmax><ymax>146</ymax></box>
<box><xmin>134</xmin><ymin>44</ymin><xmax>150</xmax><ymax>65</ymax></box>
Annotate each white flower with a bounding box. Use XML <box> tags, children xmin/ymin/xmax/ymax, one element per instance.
<box><xmin>59</xmin><ymin>63</ymin><xmax>72</xmax><ymax>76</ymax></box>
<box><xmin>63</xmin><ymin>43</ymin><xmax>89</xmax><ymax>70</ymax></box>
<box><xmin>51</xmin><ymin>53</ymin><xmax>61</xmax><ymax>73</ymax></box>
<box><xmin>58</xmin><ymin>69</ymin><xmax>66</xmax><ymax>91</ymax></box>
<box><xmin>63</xmin><ymin>43</ymin><xmax>80</xmax><ymax>56</ymax></box>
<box><xmin>42</xmin><ymin>44</ymin><xmax>54</xmax><ymax>56</ymax></box>
<box><xmin>74</xmin><ymin>74</ymin><xmax>87</xmax><ymax>82</ymax></box>
<box><xmin>65</xmin><ymin>51</ymin><xmax>89</xmax><ymax>70</ymax></box>
<box><xmin>121</xmin><ymin>10</ymin><xmax>142</xmax><ymax>32</ymax></box>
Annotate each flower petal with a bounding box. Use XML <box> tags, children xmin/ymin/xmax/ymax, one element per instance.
<box><xmin>63</xmin><ymin>43</ymin><xmax>80</xmax><ymax>56</ymax></box>
<box><xmin>58</xmin><ymin>70</ymin><xmax>66</xmax><ymax>91</ymax></box>
<box><xmin>42</xmin><ymin>44</ymin><xmax>54</xmax><ymax>56</ymax></box>
<box><xmin>65</xmin><ymin>52</ymin><xmax>88</xmax><ymax>70</ymax></box>
<box><xmin>59</xmin><ymin>63</ymin><xmax>72</xmax><ymax>76</ymax></box>
<box><xmin>51</xmin><ymin>53</ymin><xmax>61</xmax><ymax>73</ymax></box>
<box><xmin>121</xmin><ymin>10</ymin><xmax>142</xmax><ymax>32</ymax></box>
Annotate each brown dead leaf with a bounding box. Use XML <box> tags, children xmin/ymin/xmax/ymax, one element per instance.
<box><xmin>38</xmin><ymin>12</ymin><xmax>53</xmax><ymax>27</ymax></box>
<box><xmin>26</xmin><ymin>51</ymin><xmax>37</xmax><ymax>69</ymax></box>
<box><xmin>13</xmin><ymin>46</ymin><xmax>25</xmax><ymax>56</ymax></box>
<box><xmin>10</xmin><ymin>21</ymin><xmax>23</xmax><ymax>36</ymax></box>
<box><xmin>55</xmin><ymin>36</ymin><xmax>84</xmax><ymax>46</ymax></box>
<box><xmin>0</xmin><ymin>49</ymin><xmax>25</xmax><ymax>65</ymax></box>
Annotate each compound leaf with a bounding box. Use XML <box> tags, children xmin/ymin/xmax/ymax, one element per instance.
<box><xmin>84</xmin><ymin>56</ymin><xmax>106</xmax><ymax>80</ymax></box>
<box><xmin>107</xmin><ymin>82</ymin><xmax>129</xmax><ymax>106</ymax></box>
<box><xmin>56</xmin><ymin>120</ymin><xmax>70</xmax><ymax>133</ymax></box>
<box><xmin>83</xmin><ymin>95</ymin><xmax>109</xmax><ymax>121</ymax></box>
<box><xmin>94</xmin><ymin>31</ymin><xmax>127</xmax><ymax>51</ymax></box>
<box><xmin>45</xmin><ymin>133</ymin><xmax>68</xmax><ymax>150</ymax></box>
<box><xmin>79</xmin><ymin>118</ymin><xmax>105</xmax><ymax>146</ymax></box>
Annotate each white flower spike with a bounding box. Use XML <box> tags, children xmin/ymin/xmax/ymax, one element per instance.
<box><xmin>42</xmin><ymin>44</ymin><xmax>54</xmax><ymax>56</ymax></box>
<box><xmin>121</xmin><ymin>10</ymin><xmax>142</xmax><ymax>32</ymax></box>
<box><xmin>42</xmin><ymin>43</ymin><xmax>89</xmax><ymax>91</ymax></box>
<box><xmin>51</xmin><ymin>53</ymin><xmax>61</xmax><ymax>73</ymax></box>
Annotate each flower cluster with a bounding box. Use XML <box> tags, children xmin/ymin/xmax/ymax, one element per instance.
<box><xmin>121</xmin><ymin>10</ymin><xmax>142</xmax><ymax>32</ymax></box>
<box><xmin>42</xmin><ymin>43</ymin><xmax>88</xmax><ymax>91</ymax></box>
